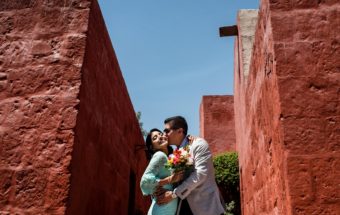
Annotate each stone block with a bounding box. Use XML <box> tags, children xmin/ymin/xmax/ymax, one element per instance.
<box><xmin>0</xmin><ymin>40</ymin><xmax>32</xmax><ymax>68</ymax></box>
<box><xmin>271</xmin><ymin>14</ymin><xmax>294</xmax><ymax>42</ymax></box>
<box><xmin>42</xmin><ymin>0</ymin><xmax>91</xmax><ymax>9</ymax></box>
<box><xmin>0</xmin><ymin>0</ymin><xmax>37</xmax><ymax>11</ymax></box>
<box><xmin>31</xmin><ymin>41</ymin><xmax>53</xmax><ymax>57</ymax></box>
<box><xmin>18</xmin><ymin>96</ymin><xmax>61</xmax><ymax>130</ymax></box>
<box><xmin>278</xmin><ymin>76</ymin><xmax>339</xmax><ymax>118</ymax></box>
<box><xmin>253</xmin><ymin>189</ymin><xmax>266</xmax><ymax>213</ymax></box>
<box><xmin>287</xmin><ymin>157</ymin><xmax>315</xmax><ymax>206</ymax></box>
<box><xmin>14</xmin><ymin>169</ymin><xmax>47</xmax><ymax>209</ymax></box>
<box><xmin>59</xmin><ymin>107</ymin><xmax>78</xmax><ymax>130</ymax></box>
<box><xmin>326</xmin><ymin>116</ymin><xmax>340</xmax><ymax>152</ymax></box>
<box><xmin>32</xmin><ymin>130</ymin><xmax>74</xmax><ymax>169</ymax></box>
<box><xmin>0</xmin><ymin>15</ymin><xmax>13</xmax><ymax>35</ymax></box>
<box><xmin>292</xmin><ymin>204</ymin><xmax>340</xmax><ymax>215</ymax></box>
<box><xmin>59</xmin><ymin>35</ymin><xmax>87</xmax><ymax>65</ymax></box>
<box><xmin>44</xmin><ymin>170</ymin><xmax>70</xmax><ymax>209</ymax></box>
<box><xmin>200</xmin><ymin>95</ymin><xmax>236</xmax><ymax>154</ymax></box>
<box><xmin>272</xmin><ymin>10</ymin><xmax>336</xmax><ymax>42</ymax></box>
<box><xmin>291</xmin><ymin>0</ymin><xmax>320</xmax><ymax>9</ymax></box>
<box><xmin>268</xmin><ymin>0</ymin><xmax>293</xmax><ymax>11</ymax></box>
<box><xmin>0</xmin><ymin>9</ymin><xmax>88</xmax><ymax>38</ymax></box>
<box><xmin>0</xmin><ymin>169</ymin><xmax>13</xmax><ymax>207</ymax></box>
<box><xmin>269</xmin><ymin>0</ymin><xmax>338</xmax><ymax>11</ymax></box>
<box><xmin>0</xmin><ymin>128</ymin><xmax>33</xmax><ymax>167</ymax></box>
<box><xmin>282</xmin><ymin>117</ymin><xmax>328</xmax><ymax>154</ymax></box>
<box><xmin>3</xmin><ymin>64</ymin><xmax>81</xmax><ymax>97</ymax></box>
<box><xmin>67</xmin><ymin>9</ymin><xmax>90</xmax><ymax>33</ymax></box>
<box><xmin>28</xmin><ymin>8</ymin><xmax>89</xmax><ymax>40</ymax></box>
<box><xmin>311</xmin><ymin>157</ymin><xmax>340</xmax><ymax>204</ymax></box>
<box><xmin>8</xmin><ymin>10</ymin><xmax>38</xmax><ymax>36</ymax></box>
<box><xmin>35</xmin><ymin>8</ymin><xmax>71</xmax><ymax>35</ymax></box>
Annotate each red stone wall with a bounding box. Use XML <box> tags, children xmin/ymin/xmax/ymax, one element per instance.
<box><xmin>0</xmin><ymin>0</ymin><xmax>148</xmax><ymax>214</ymax></box>
<box><xmin>200</xmin><ymin>95</ymin><xmax>235</xmax><ymax>155</ymax></box>
<box><xmin>65</xmin><ymin>1</ymin><xmax>148</xmax><ymax>214</ymax></box>
<box><xmin>271</xmin><ymin>0</ymin><xmax>340</xmax><ymax>214</ymax></box>
<box><xmin>235</xmin><ymin>0</ymin><xmax>340</xmax><ymax>214</ymax></box>
<box><xmin>234</xmin><ymin>5</ymin><xmax>287</xmax><ymax>214</ymax></box>
<box><xmin>0</xmin><ymin>0</ymin><xmax>89</xmax><ymax>213</ymax></box>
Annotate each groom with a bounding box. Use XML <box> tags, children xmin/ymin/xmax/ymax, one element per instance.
<box><xmin>156</xmin><ymin>116</ymin><xmax>225</xmax><ymax>215</ymax></box>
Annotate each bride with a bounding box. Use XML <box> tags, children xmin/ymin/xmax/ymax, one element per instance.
<box><xmin>140</xmin><ymin>128</ymin><xmax>184</xmax><ymax>215</ymax></box>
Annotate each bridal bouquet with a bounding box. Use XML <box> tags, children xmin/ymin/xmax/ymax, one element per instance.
<box><xmin>166</xmin><ymin>146</ymin><xmax>193</xmax><ymax>172</ymax></box>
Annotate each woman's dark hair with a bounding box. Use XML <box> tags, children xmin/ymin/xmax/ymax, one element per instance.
<box><xmin>145</xmin><ymin>128</ymin><xmax>173</xmax><ymax>161</ymax></box>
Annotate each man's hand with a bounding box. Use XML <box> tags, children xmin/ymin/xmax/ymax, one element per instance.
<box><xmin>156</xmin><ymin>191</ymin><xmax>174</xmax><ymax>205</ymax></box>
<box><xmin>154</xmin><ymin>186</ymin><xmax>167</xmax><ymax>197</ymax></box>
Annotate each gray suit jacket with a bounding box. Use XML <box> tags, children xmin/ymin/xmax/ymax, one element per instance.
<box><xmin>174</xmin><ymin>138</ymin><xmax>225</xmax><ymax>215</ymax></box>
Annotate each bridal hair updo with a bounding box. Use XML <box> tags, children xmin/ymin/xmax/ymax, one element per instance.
<box><xmin>145</xmin><ymin>128</ymin><xmax>173</xmax><ymax>161</ymax></box>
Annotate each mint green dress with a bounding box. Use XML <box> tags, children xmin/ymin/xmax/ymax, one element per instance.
<box><xmin>140</xmin><ymin>151</ymin><xmax>178</xmax><ymax>215</ymax></box>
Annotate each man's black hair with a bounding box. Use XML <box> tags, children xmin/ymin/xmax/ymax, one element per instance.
<box><xmin>164</xmin><ymin>116</ymin><xmax>188</xmax><ymax>135</ymax></box>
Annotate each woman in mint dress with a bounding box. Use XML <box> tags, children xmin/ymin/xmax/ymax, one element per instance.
<box><xmin>140</xmin><ymin>128</ymin><xmax>182</xmax><ymax>215</ymax></box>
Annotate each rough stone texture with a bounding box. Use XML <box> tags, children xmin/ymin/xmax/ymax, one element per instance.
<box><xmin>65</xmin><ymin>1</ymin><xmax>148</xmax><ymax>214</ymax></box>
<box><xmin>0</xmin><ymin>0</ymin><xmax>89</xmax><ymax>213</ymax></box>
<box><xmin>271</xmin><ymin>0</ymin><xmax>340</xmax><ymax>214</ymax></box>
<box><xmin>234</xmin><ymin>8</ymin><xmax>287</xmax><ymax>215</ymax></box>
<box><xmin>200</xmin><ymin>95</ymin><xmax>235</xmax><ymax>155</ymax></box>
<box><xmin>235</xmin><ymin>0</ymin><xmax>340</xmax><ymax>214</ymax></box>
<box><xmin>0</xmin><ymin>0</ymin><xmax>148</xmax><ymax>214</ymax></box>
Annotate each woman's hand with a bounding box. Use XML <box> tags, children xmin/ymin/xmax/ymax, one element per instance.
<box><xmin>158</xmin><ymin>170</ymin><xmax>185</xmax><ymax>186</ymax></box>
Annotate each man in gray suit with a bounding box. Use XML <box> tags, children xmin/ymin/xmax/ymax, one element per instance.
<box><xmin>157</xmin><ymin>116</ymin><xmax>225</xmax><ymax>215</ymax></box>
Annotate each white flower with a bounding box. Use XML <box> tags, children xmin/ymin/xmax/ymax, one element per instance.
<box><xmin>180</xmin><ymin>149</ymin><xmax>188</xmax><ymax>157</ymax></box>
<box><xmin>186</xmin><ymin>157</ymin><xmax>193</xmax><ymax>165</ymax></box>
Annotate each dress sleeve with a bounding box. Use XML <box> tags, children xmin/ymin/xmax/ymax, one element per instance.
<box><xmin>140</xmin><ymin>151</ymin><xmax>168</xmax><ymax>195</ymax></box>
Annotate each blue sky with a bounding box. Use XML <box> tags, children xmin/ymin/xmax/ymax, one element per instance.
<box><xmin>97</xmin><ymin>0</ymin><xmax>259</xmax><ymax>136</ymax></box>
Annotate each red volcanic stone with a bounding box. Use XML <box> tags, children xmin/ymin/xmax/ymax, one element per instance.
<box><xmin>42</xmin><ymin>0</ymin><xmax>91</xmax><ymax>9</ymax></box>
<box><xmin>59</xmin><ymin>107</ymin><xmax>78</xmax><ymax>130</ymax></box>
<box><xmin>200</xmin><ymin>95</ymin><xmax>235</xmax><ymax>155</ymax></box>
<box><xmin>31</xmin><ymin>41</ymin><xmax>52</xmax><ymax>57</ymax></box>
<box><xmin>65</xmin><ymin>1</ymin><xmax>149</xmax><ymax>215</ymax></box>
<box><xmin>0</xmin><ymin>0</ymin><xmax>149</xmax><ymax>210</ymax></box>
<box><xmin>0</xmin><ymin>0</ymin><xmax>37</xmax><ymax>11</ymax></box>
<box><xmin>0</xmin><ymin>169</ymin><xmax>13</xmax><ymax>207</ymax></box>
<box><xmin>44</xmin><ymin>170</ymin><xmax>70</xmax><ymax>210</ymax></box>
<box><xmin>14</xmin><ymin>169</ymin><xmax>47</xmax><ymax>209</ymax></box>
<box><xmin>311</xmin><ymin>157</ymin><xmax>340</xmax><ymax>204</ymax></box>
<box><xmin>235</xmin><ymin>0</ymin><xmax>340</xmax><ymax>214</ymax></box>
<box><xmin>0</xmin><ymin>15</ymin><xmax>14</xmax><ymax>35</ymax></box>
<box><xmin>59</xmin><ymin>35</ymin><xmax>87</xmax><ymax>64</ymax></box>
<box><xmin>286</xmin><ymin>157</ymin><xmax>315</xmax><ymax>206</ymax></box>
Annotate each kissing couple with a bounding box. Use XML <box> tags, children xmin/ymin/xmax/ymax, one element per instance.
<box><xmin>140</xmin><ymin>116</ymin><xmax>225</xmax><ymax>215</ymax></box>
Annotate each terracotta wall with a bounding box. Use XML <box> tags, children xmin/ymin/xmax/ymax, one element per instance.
<box><xmin>0</xmin><ymin>0</ymin><xmax>148</xmax><ymax>214</ymax></box>
<box><xmin>200</xmin><ymin>95</ymin><xmax>235</xmax><ymax>155</ymax></box>
<box><xmin>235</xmin><ymin>0</ymin><xmax>340</xmax><ymax>214</ymax></box>
<box><xmin>0</xmin><ymin>0</ymin><xmax>89</xmax><ymax>213</ymax></box>
<box><xmin>65</xmin><ymin>1</ymin><xmax>148</xmax><ymax>214</ymax></box>
<box><xmin>271</xmin><ymin>0</ymin><xmax>340</xmax><ymax>214</ymax></box>
<box><xmin>235</xmin><ymin>7</ymin><xmax>287</xmax><ymax>214</ymax></box>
